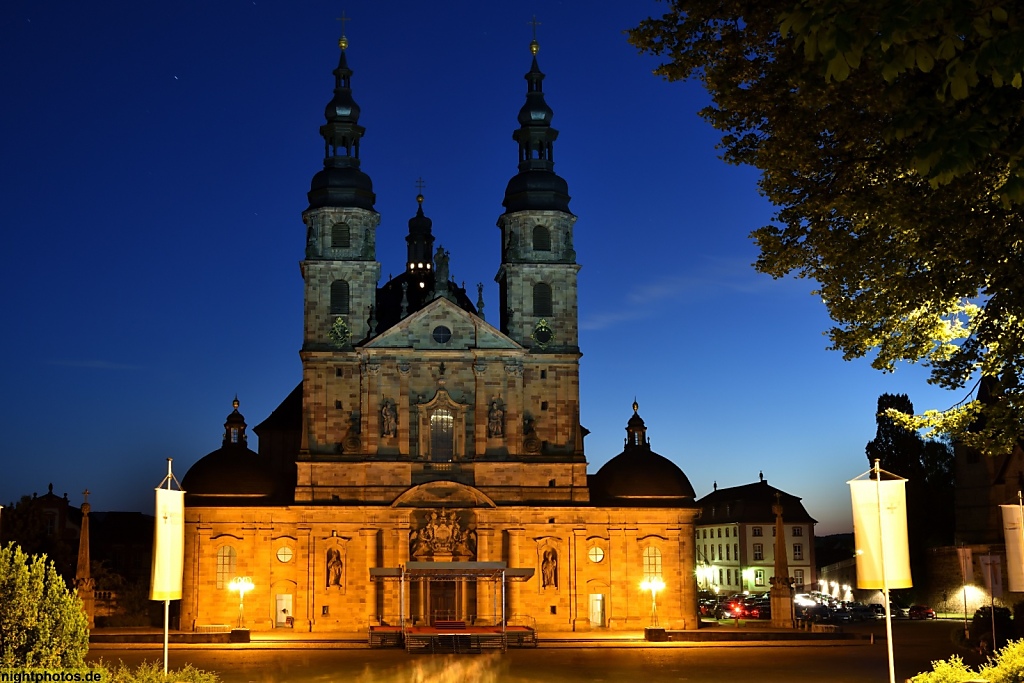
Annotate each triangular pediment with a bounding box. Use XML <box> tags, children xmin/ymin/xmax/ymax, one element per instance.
<box><xmin>391</xmin><ymin>481</ymin><xmax>497</xmax><ymax>508</ymax></box>
<box><xmin>363</xmin><ymin>297</ymin><xmax>522</xmax><ymax>350</ymax></box>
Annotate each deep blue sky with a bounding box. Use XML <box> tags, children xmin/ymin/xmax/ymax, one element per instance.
<box><xmin>0</xmin><ymin>1</ymin><xmax>962</xmax><ymax>534</ymax></box>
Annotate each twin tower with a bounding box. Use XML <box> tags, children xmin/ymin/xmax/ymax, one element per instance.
<box><xmin>292</xmin><ymin>33</ymin><xmax>586</xmax><ymax>502</ymax></box>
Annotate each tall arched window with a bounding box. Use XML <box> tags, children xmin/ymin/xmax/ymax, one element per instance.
<box><xmin>532</xmin><ymin>225</ymin><xmax>551</xmax><ymax>251</ymax></box>
<box><xmin>430</xmin><ymin>408</ymin><xmax>454</xmax><ymax>462</ymax></box>
<box><xmin>532</xmin><ymin>282</ymin><xmax>552</xmax><ymax>317</ymax></box>
<box><xmin>642</xmin><ymin>546</ymin><xmax>662</xmax><ymax>581</ymax></box>
<box><xmin>330</xmin><ymin>280</ymin><xmax>350</xmax><ymax>314</ymax></box>
<box><xmin>331</xmin><ymin>222</ymin><xmax>351</xmax><ymax>248</ymax></box>
<box><xmin>216</xmin><ymin>546</ymin><xmax>237</xmax><ymax>589</ymax></box>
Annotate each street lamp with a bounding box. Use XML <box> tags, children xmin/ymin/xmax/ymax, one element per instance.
<box><xmin>228</xmin><ymin>576</ymin><xmax>253</xmax><ymax>629</ymax></box>
<box><xmin>640</xmin><ymin>577</ymin><xmax>665</xmax><ymax>627</ymax></box>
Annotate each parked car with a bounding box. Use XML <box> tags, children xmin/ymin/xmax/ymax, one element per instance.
<box><xmin>796</xmin><ymin>603</ymin><xmax>831</xmax><ymax>623</ymax></box>
<box><xmin>908</xmin><ymin>604</ymin><xmax>936</xmax><ymax>620</ymax></box>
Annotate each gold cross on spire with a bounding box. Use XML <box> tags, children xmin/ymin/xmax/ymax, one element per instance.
<box><xmin>82</xmin><ymin>489</ymin><xmax>91</xmax><ymax>503</ymax></box>
<box><xmin>337</xmin><ymin>10</ymin><xmax>350</xmax><ymax>50</ymax></box>
<box><xmin>529</xmin><ymin>16</ymin><xmax>541</xmax><ymax>55</ymax></box>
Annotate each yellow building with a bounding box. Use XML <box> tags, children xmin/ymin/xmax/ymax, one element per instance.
<box><xmin>179</xmin><ymin>33</ymin><xmax>699</xmax><ymax>634</ymax></box>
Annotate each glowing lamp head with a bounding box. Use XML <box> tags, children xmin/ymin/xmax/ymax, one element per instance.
<box><xmin>640</xmin><ymin>577</ymin><xmax>666</xmax><ymax>594</ymax></box>
<box><xmin>229</xmin><ymin>576</ymin><xmax>254</xmax><ymax>596</ymax></box>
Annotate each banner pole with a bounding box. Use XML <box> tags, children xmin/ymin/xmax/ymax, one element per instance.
<box><xmin>874</xmin><ymin>459</ymin><xmax>896</xmax><ymax>683</ymax></box>
<box><xmin>163</xmin><ymin>458</ymin><xmax>172</xmax><ymax>675</ymax></box>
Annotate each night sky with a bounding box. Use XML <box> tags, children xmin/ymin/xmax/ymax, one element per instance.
<box><xmin>0</xmin><ymin>1</ymin><xmax>961</xmax><ymax>534</ymax></box>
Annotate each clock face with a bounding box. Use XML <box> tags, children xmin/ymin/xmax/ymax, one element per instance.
<box><xmin>277</xmin><ymin>547</ymin><xmax>293</xmax><ymax>563</ymax></box>
<box><xmin>532</xmin><ymin>319</ymin><xmax>554</xmax><ymax>348</ymax></box>
<box><xmin>588</xmin><ymin>546</ymin><xmax>605</xmax><ymax>563</ymax></box>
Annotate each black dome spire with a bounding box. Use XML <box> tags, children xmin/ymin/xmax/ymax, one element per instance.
<box><xmin>503</xmin><ymin>37</ymin><xmax>571</xmax><ymax>214</ymax></box>
<box><xmin>307</xmin><ymin>32</ymin><xmax>376</xmax><ymax>211</ymax></box>
<box><xmin>406</xmin><ymin>187</ymin><xmax>435</xmax><ymax>286</ymax></box>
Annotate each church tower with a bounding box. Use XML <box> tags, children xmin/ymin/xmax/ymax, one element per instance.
<box><xmin>299</xmin><ymin>33</ymin><xmax>381</xmax><ymax>459</ymax></box>
<box><xmin>301</xmin><ymin>33</ymin><xmax>381</xmax><ymax>351</ymax></box>
<box><xmin>496</xmin><ymin>37</ymin><xmax>579</xmax><ymax>354</ymax></box>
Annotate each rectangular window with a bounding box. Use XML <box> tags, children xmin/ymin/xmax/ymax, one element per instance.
<box><xmin>734</xmin><ymin>543</ymin><xmax>738</xmax><ymax>561</ymax></box>
<box><xmin>726</xmin><ymin>545</ymin><xmax>730</xmax><ymax>561</ymax></box>
<box><xmin>755</xmin><ymin>569</ymin><xmax>765</xmax><ymax>586</ymax></box>
<box><xmin>793</xmin><ymin>543</ymin><xmax>804</xmax><ymax>561</ymax></box>
<box><xmin>717</xmin><ymin>528</ymin><xmax>722</xmax><ymax>538</ymax></box>
<box><xmin>794</xmin><ymin>569</ymin><xmax>805</xmax><ymax>589</ymax></box>
<box><xmin>792</xmin><ymin>526</ymin><xmax>803</xmax><ymax>537</ymax></box>
<box><xmin>752</xmin><ymin>526</ymin><xmax>762</xmax><ymax>537</ymax></box>
<box><xmin>753</xmin><ymin>543</ymin><xmax>763</xmax><ymax>561</ymax></box>
<box><xmin>727</xmin><ymin>569</ymin><xmax>732</xmax><ymax>585</ymax></box>
<box><xmin>718</xmin><ymin>568</ymin><xmax>723</xmax><ymax>585</ymax></box>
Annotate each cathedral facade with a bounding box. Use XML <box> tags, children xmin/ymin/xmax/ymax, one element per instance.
<box><xmin>179</xmin><ymin>32</ymin><xmax>700</xmax><ymax>633</ymax></box>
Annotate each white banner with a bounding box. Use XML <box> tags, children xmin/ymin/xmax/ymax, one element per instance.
<box><xmin>980</xmin><ymin>554</ymin><xmax>1004</xmax><ymax>599</ymax></box>
<box><xmin>849</xmin><ymin>478</ymin><xmax>912</xmax><ymax>589</ymax></box>
<box><xmin>957</xmin><ymin>546</ymin><xmax>974</xmax><ymax>584</ymax></box>
<box><xmin>150</xmin><ymin>488</ymin><xmax>185</xmax><ymax>600</ymax></box>
<box><xmin>1001</xmin><ymin>505</ymin><xmax>1024</xmax><ymax>592</ymax></box>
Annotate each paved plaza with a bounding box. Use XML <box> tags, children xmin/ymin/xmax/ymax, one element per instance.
<box><xmin>87</xmin><ymin>620</ymin><xmax>986</xmax><ymax>682</ymax></box>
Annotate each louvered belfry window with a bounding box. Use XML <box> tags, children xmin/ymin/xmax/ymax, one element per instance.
<box><xmin>532</xmin><ymin>224</ymin><xmax>551</xmax><ymax>251</ymax></box>
<box><xmin>331</xmin><ymin>222</ymin><xmax>351</xmax><ymax>248</ymax></box>
<box><xmin>533</xmin><ymin>282</ymin><xmax>553</xmax><ymax>317</ymax></box>
<box><xmin>330</xmin><ymin>280</ymin><xmax>350</xmax><ymax>314</ymax></box>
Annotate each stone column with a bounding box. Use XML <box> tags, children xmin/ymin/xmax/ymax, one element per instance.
<box><xmin>504</xmin><ymin>364</ymin><xmax>523</xmax><ymax>452</ymax></box>
<box><xmin>297</xmin><ymin>526</ymin><xmax>313</xmax><ymax>632</ymax></box>
<box><xmin>677</xmin><ymin>522</ymin><xmax>699</xmax><ymax>629</ymax></box>
<box><xmin>473</xmin><ymin>363</ymin><xmax>487</xmax><ymax>455</ymax></box>
<box><xmin>365</xmin><ymin>363</ymin><xmax>381</xmax><ymax>454</ymax></box>
<box><xmin>361</xmin><ymin>529</ymin><xmax>379</xmax><ymax>627</ymax></box>
<box><xmin>393</xmin><ymin>523</ymin><xmax>410</xmax><ymax>625</ymax></box>
<box><xmin>571</xmin><ymin>528</ymin><xmax>586</xmax><ymax>630</ymax></box>
<box><xmin>398</xmin><ymin>362</ymin><xmax>411</xmax><ymax>456</ymax></box>
<box><xmin>507</xmin><ymin>528</ymin><xmax>523</xmax><ymax>621</ymax></box>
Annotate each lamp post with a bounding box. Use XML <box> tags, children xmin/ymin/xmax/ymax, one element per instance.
<box><xmin>228</xmin><ymin>576</ymin><xmax>253</xmax><ymax>630</ymax></box>
<box><xmin>640</xmin><ymin>577</ymin><xmax>665</xmax><ymax>627</ymax></box>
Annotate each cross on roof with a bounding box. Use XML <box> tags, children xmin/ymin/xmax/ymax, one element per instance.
<box><xmin>529</xmin><ymin>15</ymin><xmax>541</xmax><ymax>40</ymax></box>
<box><xmin>337</xmin><ymin>10</ymin><xmax>350</xmax><ymax>35</ymax></box>
<box><xmin>415</xmin><ymin>177</ymin><xmax>426</xmax><ymax>193</ymax></box>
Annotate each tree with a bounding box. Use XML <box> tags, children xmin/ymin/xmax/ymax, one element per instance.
<box><xmin>865</xmin><ymin>394</ymin><xmax>955</xmax><ymax>581</ymax></box>
<box><xmin>629</xmin><ymin>0</ymin><xmax>1024</xmax><ymax>455</ymax></box>
<box><xmin>0</xmin><ymin>543</ymin><xmax>89</xmax><ymax>668</ymax></box>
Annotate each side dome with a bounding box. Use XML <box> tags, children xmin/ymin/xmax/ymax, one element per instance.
<box><xmin>590</xmin><ymin>403</ymin><xmax>696</xmax><ymax>506</ymax></box>
<box><xmin>182</xmin><ymin>399</ymin><xmax>279</xmax><ymax>505</ymax></box>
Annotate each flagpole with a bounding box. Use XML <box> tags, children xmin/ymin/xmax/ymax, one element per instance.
<box><xmin>874</xmin><ymin>459</ymin><xmax>896</xmax><ymax>683</ymax></box>
<box><xmin>163</xmin><ymin>458</ymin><xmax>172</xmax><ymax>675</ymax></box>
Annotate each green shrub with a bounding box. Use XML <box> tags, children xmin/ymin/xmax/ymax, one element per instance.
<box><xmin>97</xmin><ymin>660</ymin><xmax>220</xmax><ymax>683</ymax></box>
<box><xmin>912</xmin><ymin>639</ymin><xmax>1024</xmax><ymax>682</ymax></box>
<box><xmin>0</xmin><ymin>542</ymin><xmax>89</xmax><ymax>667</ymax></box>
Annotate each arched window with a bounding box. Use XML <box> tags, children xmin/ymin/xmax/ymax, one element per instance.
<box><xmin>643</xmin><ymin>546</ymin><xmax>662</xmax><ymax>580</ymax></box>
<box><xmin>532</xmin><ymin>225</ymin><xmax>551</xmax><ymax>251</ymax></box>
<box><xmin>430</xmin><ymin>408</ymin><xmax>454</xmax><ymax>462</ymax></box>
<box><xmin>216</xmin><ymin>546</ymin><xmax>237</xmax><ymax>589</ymax></box>
<box><xmin>331</xmin><ymin>222</ymin><xmax>351</xmax><ymax>248</ymax></box>
<box><xmin>330</xmin><ymin>280</ymin><xmax>350</xmax><ymax>314</ymax></box>
<box><xmin>532</xmin><ymin>282</ymin><xmax>552</xmax><ymax>317</ymax></box>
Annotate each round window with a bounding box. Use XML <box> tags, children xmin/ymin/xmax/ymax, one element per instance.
<box><xmin>432</xmin><ymin>325</ymin><xmax>452</xmax><ymax>344</ymax></box>
<box><xmin>276</xmin><ymin>547</ymin><xmax>293</xmax><ymax>563</ymax></box>
<box><xmin>588</xmin><ymin>546</ymin><xmax>605</xmax><ymax>563</ymax></box>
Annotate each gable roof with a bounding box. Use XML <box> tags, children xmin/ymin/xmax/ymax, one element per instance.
<box><xmin>362</xmin><ymin>296</ymin><xmax>522</xmax><ymax>351</ymax></box>
<box><xmin>695</xmin><ymin>479</ymin><xmax>817</xmax><ymax>525</ymax></box>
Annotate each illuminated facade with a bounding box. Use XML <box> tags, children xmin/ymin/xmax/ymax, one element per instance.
<box><xmin>179</xmin><ymin>33</ymin><xmax>700</xmax><ymax>633</ymax></box>
<box><xmin>695</xmin><ymin>476</ymin><xmax>817</xmax><ymax>595</ymax></box>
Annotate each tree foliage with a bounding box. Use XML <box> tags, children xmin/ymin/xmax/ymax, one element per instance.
<box><xmin>866</xmin><ymin>394</ymin><xmax>954</xmax><ymax>566</ymax></box>
<box><xmin>629</xmin><ymin>0</ymin><xmax>1024</xmax><ymax>454</ymax></box>
<box><xmin>0</xmin><ymin>543</ymin><xmax>89</xmax><ymax>668</ymax></box>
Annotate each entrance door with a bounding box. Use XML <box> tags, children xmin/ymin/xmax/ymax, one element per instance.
<box><xmin>275</xmin><ymin>594</ymin><xmax>293</xmax><ymax>627</ymax></box>
<box><xmin>430</xmin><ymin>582</ymin><xmax>457</xmax><ymax>623</ymax></box>
<box><xmin>589</xmin><ymin>593</ymin><xmax>605</xmax><ymax>628</ymax></box>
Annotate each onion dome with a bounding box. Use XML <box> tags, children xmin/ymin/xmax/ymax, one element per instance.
<box><xmin>590</xmin><ymin>402</ymin><xmax>697</xmax><ymax>506</ymax></box>
<box><xmin>406</xmin><ymin>190</ymin><xmax>435</xmax><ymax>286</ymax></box>
<box><xmin>502</xmin><ymin>38</ymin><xmax>571</xmax><ymax>214</ymax></box>
<box><xmin>307</xmin><ymin>33</ymin><xmax>376</xmax><ymax>211</ymax></box>
<box><xmin>182</xmin><ymin>398</ymin><xmax>279</xmax><ymax>504</ymax></box>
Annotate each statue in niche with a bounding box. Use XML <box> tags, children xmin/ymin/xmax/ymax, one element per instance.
<box><xmin>381</xmin><ymin>400</ymin><xmax>397</xmax><ymax>437</ymax></box>
<box><xmin>305</xmin><ymin>223</ymin><xmax>318</xmax><ymax>258</ymax></box>
<box><xmin>487</xmin><ymin>400</ymin><xmax>505</xmax><ymax>438</ymax></box>
<box><xmin>434</xmin><ymin>246</ymin><xmax>451</xmax><ymax>294</ymax></box>
<box><xmin>541</xmin><ymin>548</ymin><xmax>558</xmax><ymax>588</ymax></box>
<box><xmin>326</xmin><ymin>548</ymin><xmax>343</xmax><ymax>587</ymax></box>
